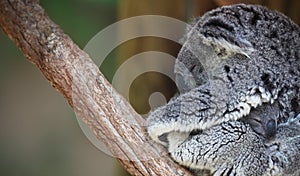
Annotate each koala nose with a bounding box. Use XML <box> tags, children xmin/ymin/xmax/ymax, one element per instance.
<box><xmin>265</xmin><ymin>119</ymin><xmax>277</xmax><ymax>138</ymax></box>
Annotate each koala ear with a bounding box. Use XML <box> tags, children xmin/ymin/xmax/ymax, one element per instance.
<box><xmin>199</xmin><ymin>9</ymin><xmax>257</xmax><ymax>58</ymax></box>
<box><xmin>174</xmin><ymin>18</ymin><xmax>255</xmax><ymax>94</ymax></box>
<box><xmin>206</xmin><ymin>37</ymin><xmax>254</xmax><ymax>59</ymax></box>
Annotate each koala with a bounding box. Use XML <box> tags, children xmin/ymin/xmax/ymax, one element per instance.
<box><xmin>147</xmin><ymin>4</ymin><xmax>300</xmax><ymax>176</ymax></box>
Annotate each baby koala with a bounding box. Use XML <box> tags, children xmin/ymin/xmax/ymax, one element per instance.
<box><xmin>147</xmin><ymin>4</ymin><xmax>300</xmax><ymax>176</ymax></box>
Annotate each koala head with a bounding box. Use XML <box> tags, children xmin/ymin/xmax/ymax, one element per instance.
<box><xmin>175</xmin><ymin>4</ymin><xmax>300</xmax><ymax>119</ymax></box>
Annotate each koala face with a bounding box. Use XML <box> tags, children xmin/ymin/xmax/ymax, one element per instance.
<box><xmin>147</xmin><ymin>4</ymin><xmax>300</xmax><ymax>175</ymax></box>
<box><xmin>242</xmin><ymin>102</ymin><xmax>279</xmax><ymax>139</ymax></box>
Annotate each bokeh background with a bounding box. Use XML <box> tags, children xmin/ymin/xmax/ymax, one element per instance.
<box><xmin>0</xmin><ymin>0</ymin><xmax>299</xmax><ymax>176</ymax></box>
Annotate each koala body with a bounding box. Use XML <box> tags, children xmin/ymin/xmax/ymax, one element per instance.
<box><xmin>147</xmin><ymin>4</ymin><xmax>300</xmax><ymax>176</ymax></box>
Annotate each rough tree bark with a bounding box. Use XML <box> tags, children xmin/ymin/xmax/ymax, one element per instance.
<box><xmin>0</xmin><ymin>0</ymin><xmax>192</xmax><ymax>175</ymax></box>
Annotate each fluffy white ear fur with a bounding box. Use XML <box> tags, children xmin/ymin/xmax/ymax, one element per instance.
<box><xmin>203</xmin><ymin>37</ymin><xmax>255</xmax><ymax>59</ymax></box>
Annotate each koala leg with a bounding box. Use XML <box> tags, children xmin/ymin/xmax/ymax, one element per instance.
<box><xmin>168</xmin><ymin>121</ymin><xmax>269</xmax><ymax>176</ymax></box>
<box><xmin>168</xmin><ymin>115</ymin><xmax>300</xmax><ymax>176</ymax></box>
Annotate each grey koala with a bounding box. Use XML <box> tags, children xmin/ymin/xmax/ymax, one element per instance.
<box><xmin>147</xmin><ymin>4</ymin><xmax>300</xmax><ymax>176</ymax></box>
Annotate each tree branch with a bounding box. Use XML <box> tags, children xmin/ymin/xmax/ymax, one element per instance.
<box><xmin>0</xmin><ymin>0</ymin><xmax>192</xmax><ymax>175</ymax></box>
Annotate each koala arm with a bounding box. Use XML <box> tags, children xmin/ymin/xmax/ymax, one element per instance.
<box><xmin>147</xmin><ymin>79</ymin><xmax>269</xmax><ymax>144</ymax></box>
<box><xmin>147</xmin><ymin>81</ymin><xmax>228</xmax><ymax>144</ymax></box>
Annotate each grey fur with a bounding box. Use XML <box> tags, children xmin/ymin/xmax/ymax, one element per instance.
<box><xmin>147</xmin><ymin>4</ymin><xmax>300</xmax><ymax>176</ymax></box>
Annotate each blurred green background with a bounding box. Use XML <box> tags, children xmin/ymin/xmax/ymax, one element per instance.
<box><xmin>0</xmin><ymin>0</ymin><xmax>299</xmax><ymax>176</ymax></box>
<box><xmin>0</xmin><ymin>0</ymin><xmax>125</xmax><ymax>176</ymax></box>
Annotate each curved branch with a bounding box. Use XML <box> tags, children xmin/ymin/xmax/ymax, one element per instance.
<box><xmin>0</xmin><ymin>0</ymin><xmax>192</xmax><ymax>175</ymax></box>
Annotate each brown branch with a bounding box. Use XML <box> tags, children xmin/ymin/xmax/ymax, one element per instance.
<box><xmin>0</xmin><ymin>0</ymin><xmax>192</xmax><ymax>175</ymax></box>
